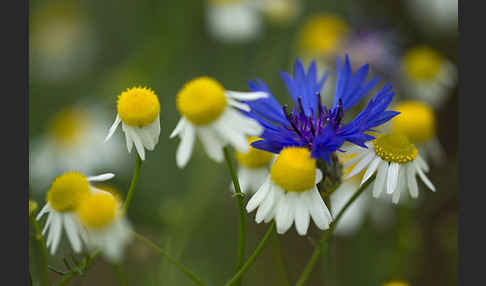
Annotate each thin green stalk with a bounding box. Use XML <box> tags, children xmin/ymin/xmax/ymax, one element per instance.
<box><xmin>29</xmin><ymin>215</ymin><xmax>48</xmax><ymax>286</ymax></box>
<box><xmin>295</xmin><ymin>174</ymin><xmax>376</xmax><ymax>286</ymax></box>
<box><xmin>123</xmin><ymin>154</ymin><xmax>143</xmax><ymax>213</ymax></box>
<box><xmin>55</xmin><ymin>251</ymin><xmax>99</xmax><ymax>286</ymax></box>
<box><xmin>223</xmin><ymin>146</ymin><xmax>247</xmax><ymax>285</ymax></box>
<box><xmin>272</xmin><ymin>232</ymin><xmax>292</xmax><ymax>286</ymax></box>
<box><xmin>133</xmin><ymin>232</ymin><xmax>206</xmax><ymax>286</ymax></box>
<box><xmin>223</xmin><ymin>222</ymin><xmax>276</xmax><ymax>286</ymax></box>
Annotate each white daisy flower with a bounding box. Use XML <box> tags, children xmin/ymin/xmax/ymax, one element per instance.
<box><xmin>401</xmin><ymin>46</ymin><xmax>457</xmax><ymax>109</ymax></box>
<box><xmin>406</xmin><ymin>0</ymin><xmax>457</xmax><ymax>36</ymax></box>
<box><xmin>246</xmin><ymin>147</ymin><xmax>332</xmax><ymax>235</ymax></box>
<box><xmin>232</xmin><ymin>137</ymin><xmax>274</xmax><ymax>194</ymax></box>
<box><xmin>36</xmin><ymin>171</ymin><xmax>115</xmax><ymax>255</ymax></box>
<box><xmin>76</xmin><ymin>190</ymin><xmax>132</xmax><ymax>263</ymax></box>
<box><xmin>205</xmin><ymin>0</ymin><xmax>262</xmax><ymax>43</ymax></box>
<box><xmin>29</xmin><ymin>105</ymin><xmax>128</xmax><ymax>194</ymax></box>
<box><xmin>170</xmin><ymin>76</ymin><xmax>267</xmax><ymax>168</ymax></box>
<box><xmin>344</xmin><ymin>133</ymin><xmax>436</xmax><ymax>204</ymax></box>
<box><xmin>391</xmin><ymin>100</ymin><xmax>445</xmax><ymax>164</ymax></box>
<box><xmin>105</xmin><ymin>86</ymin><xmax>161</xmax><ymax>161</ymax></box>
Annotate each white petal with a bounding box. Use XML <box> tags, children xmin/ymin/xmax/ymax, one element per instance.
<box><xmin>416</xmin><ymin>154</ymin><xmax>430</xmax><ymax>172</ymax></box>
<box><xmin>414</xmin><ymin>161</ymin><xmax>436</xmax><ymax>191</ymax></box>
<box><xmin>306</xmin><ymin>188</ymin><xmax>331</xmax><ymax>230</ymax></box>
<box><xmin>88</xmin><ymin>173</ymin><xmax>115</xmax><ymax>182</ymax></box>
<box><xmin>228</xmin><ymin>98</ymin><xmax>251</xmax><ymax>112</ymax></box>
<box><xmin>372</xmin><ymin>162</ymin><xmax>388</xmax><ymax>198</ymax></box>
<box><xmin>123</xmin><ymin>125</ymin><xmax>133</xmax><ymax>152</ymax></box>
<box><xmin>246</xmin><ymin>177</ymin><xmax>271</xmax><ymax>212</ymax></box>
<box><xmin>170</xmin><ymin>118</ymin><xmax>186</xmax><ymax>139</ymax></box>
<box><xmin>294</xmin><ymin>193</ymin><xmax>310</xmax><ymax>236</ymax></box>
<box><xmin>386</xmin><ymin>163</ymin><xmax>400</xmax><ymax>194</ymax></box>
<box><xmin>126</xmin><ymin>127</ymin><xmax>146</xmax><ymax>160</ymax></box>
<box><xmin>264</xmin><ymin>187</ymin><xmax>283</xmax><ymax>223</ymax></box>
<box><xmin>392</xmin><ymin>167</ymin><xmax>406</xmax><ymax>204</ymax></box>
<box><xmin>342</xmin><ymin>151</ymin><xmax>366</xmax><ymax>168</ymax></box>
<box><xmin>255</xmin><ymin>185</ymin><xmax>275</xmax><ymax>223</ymax></box>
<box><xmin>176</xmin><ymin>123</ymin><xmax>196</xmax><ymax>168</ymax></box>
<box><xmin>64</xmin><ymin>215</ymin><xmax>82</xmax><ymax>252</ymax></box>
<box><xmin>345</xmin><ymin>151</ymin><xmax>375</xmax><ymax>180</ymax></box>
<box><xmin>315</xmin><ymin>169</ymin><xmax>323</xmax><ymax>184</ymax></box>
<box><xmin>104</xmin><ymin>115</ymin><xmax>121</xmax><ymax>143</ymax></box>
<box><xmin>42</xmin><ymin>211</ymin><xmax>53</xmax><ymax>236</ymax></box>
<box><xmin>361</xmin><ymin>157</ymin><xmax>381</xmax><ymax>185</ymax></box>
<box><xmin>36</xmin><ymin>204</ymin><xmax>50</xmax><ymax>221</ymax></box>
<box><xmin>407</xmin><ymin>163</ymin><xmax>419</xmax><ymax>198</ymax></box>
<box><xmin>225</xmin><ymin>90</ymin><xmax>268</xmax><ymax>101</ymax></box>
<box><xmin>198</xmin><ymin>128</ymin><xmax>225</xmax><ymax>163</ymax></box>
<box><xmin>275</xmin><ymin>194</ymin><xmax>294</xmax><ymax>234</ymax></box>
<box><xmin>49</xmin><ymin>213</ymin><xmax>63</xmax><ymax>255</ymax></box>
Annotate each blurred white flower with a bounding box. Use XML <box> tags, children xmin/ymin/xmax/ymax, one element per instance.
<box><xmin>406</xmin><ymin>0</ymin><xmax>457</xmax><ymax>36</ymax></box>
<box><xmin>205</xmin><ymin>0</ymin><xmax>263</xmax><ymax>43</ymax></box>
<box><xmin>30</xmin><ymin>104</ymin><xmax>128</xmax><ymax>194</ymax></box>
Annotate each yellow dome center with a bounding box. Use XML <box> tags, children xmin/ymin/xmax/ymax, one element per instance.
<box><xmin>298</xmin><ymin>14</ymin><xmax>349</xmax><ymax>56</ymax></box>
<box><xmin>47</xmin><ymin>172</ymin><xmax>90</xmax><ymax>212</ymax></box>
<box><xmin>77</xmin><ymin>192</ymin><xmax>117</xmax><ymax>228</ymax></box>
<box><xmin>403</xmin><ymin>46</ymin><xmax>444</xmax><ymax>81</ymax></box>
<box><xmin>270</xmin><ymin>147</ymin><xmax>316</xmax><ymax>192</ymax></box>
<box><xmin>373</xmin><ymin>133</ymin><xmax>418</xmax><ymax>164</ymax></box>
<box><xmin>176</xmin><ymin>77</ymin><xmax>227</xmax><ymax>125</ymax></box>
<box><xmin>117</xmin><ymin>86</ymin><xmax>160</xmax><ymax>127</ymax></box>
<box><xmin>235</xmin><ymin>137</ymin><xmax>274</xmax><ymax>168</ymax></box>
<box><xmin>48</xmin><ymin>108</ymin><xmax>86</xmax><ymax>146</ymax></box>
<box><xmin>392</xmin><ymin>101</ymin><xmax>436</xmax><ymax>143</ymax></box>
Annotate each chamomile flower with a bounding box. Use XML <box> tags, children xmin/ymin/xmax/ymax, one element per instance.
<box><xmin>246</xmin><ymin>147</ymin><xmax>332</xmax><ymax>235</ymax></box>
<box><xmin>36</xmin><ymin>171</ymin><xmax>115</xmax><ymax>255</ymax></box>
<box><xmin>205</xmin><ymin>0</ymin><xmax>262</xmax><ymax>43</ymax></box>
<box><xmin>232</xmin><ymin>137</ymin><xmax>274</xmax><ymax>194</ymax></box>
<box><xmin>29</xmin><ymin>105</ymin><xmax>127</xmax><ymax>193</ymax></box>
<box><xmin>344</xmin><ymin>133</ymin><xmax>435</xmax><ymax>204</ymax></box>
<box><xmin>391</xmin><ymin>100</ymin><xmax>444</xmax><ymax>163</ymax></box>
<box><xmin>401</xmin><ymin>46</ymin><xmax>457</xmax><ymax>109</ymax></box>
<box><xmin>77</xmin><ymin>191</ymin><xmax>133</xmax><ymax>263</ymax></box>
<box><xmin>170</xmin><ymin>77</ymin><xmax>267</xmax><ymax>168</ymax></box>
<box><xmin>105</xmin><ymin>87</ymin><xmax>161</xmax><ymax>161</ymax></box>
<box><xmin>297</xmin><ymin>13</ymin><xmax>350</xmax><ymax>70</ymax></box>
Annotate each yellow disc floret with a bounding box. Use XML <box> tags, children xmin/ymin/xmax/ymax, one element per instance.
<box><xmin>77</xmin><ymin>192</ymin><xmax>118</xmax><ymax>228</ymax></box>
<box><xmin>298</xmin><ymin>14</ymin><xmax>349</xmax><ymax>56</ymax></box>
<box><xmin>270</xmin><ymin>147</ymin><xmax>316</xmax><ymax>192</ymax></box>
<box><xmin>47</xmin><ymin>172</ymin><xmax>90</xmax><ymax>212</ymax></box>
<box><xmin>235</xmin><ymin>137</ymin><xmax>274</xmax><ymax>168</ymax></box>
<box><xmin>117</xmin><ymin>86</ymin><xmax>160</xmax><ymax>127</ymax></box>
<box><xmin>48</xmin><ymin>107</ymin><xmax>86</xmax><ymax>146</ymax></box>
<box><xmin>403</xmin><ymin>46</ymin><xmax>444</xmax><ymax>81</ymax></box>
<box><xmin>392</xmin><ymin>101</ymin><xmax>436</xmax><ymax>143</ymax></box>
<box><xmin>382</xmin><ymin>281</ymin><xmax>410</xmax><ymax>286</ymax></box>
<box><xmin>176</xmin><ymin>77</ymin><xmax>227</xmax><ymax>125</ymax></box>
<box><xmin>373</xmin><ymin>133</ymin><xmax>418</xmax><ymax>164</ymax></box>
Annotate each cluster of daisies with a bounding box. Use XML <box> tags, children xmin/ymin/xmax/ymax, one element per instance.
<box><xmin>33</xmin><ymin>55</ymin><xmax>438</xmax><ymax>266</ymax></box>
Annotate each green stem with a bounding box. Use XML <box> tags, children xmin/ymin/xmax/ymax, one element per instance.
<box><xmin>123</xmin><ymin>155</ymin><xmax>143</xmax><ymax>213</ymax></box>
<box><xmin>55</xmin><ymin>251</ymin><xmax>99</xmax><ymax>286</ymax></box>
<box><xmin>30</xmin><ymin>215</ymin><xmax>48</xmax><ymax>286</ymax></box>
<box><xmin>223</xmin><ymin>146</ymin><xmax>247</xmax><ymax>285</ymax></box>
<box><xmin>295</xmin><ymin>174</ymin><xmax>376</xmax><ymax>286</ymax></box>
<box><xmin>114</xmin><ymin>263</ymin><xmax>127</xmax><ymax>286</ymax></box>
<box><xmin>272</xmin><ymin>232</ymin><xmax>292</xmax><ymax>286</ymax></box>
<box><xmin>133</xmin><ymin>232</ymin><xmax>206</xmax><ymax>286</ymax></box>
<box><xmin>223</xmin><ymin>222</ymin><xmax>276</xmax><ymax>286</ymax></box>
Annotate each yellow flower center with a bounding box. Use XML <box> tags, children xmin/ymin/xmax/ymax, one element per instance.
<box><xmin>373</xmin><ymin>133</ymin><xmax>418</xmax><ymax>164</ymax></box>
<box><xmin>403</xmin><ymin>46</ymin><xmax>444</xmax><ymax>81</ymax></box>
<box><xmin>298</xmin><ymin>14</ymin><xmax>349</xmax><ymax>56</ymax></box>
<box><xmin>77</xmin><ymin>192</ymin><xmax>118</xmax><ymax>228</ymax></box>
<box><xmin>176</xmin><ymin>77</ymin><xmax>227</xmax><ymax>125</ymax></box>
<box><xmin>270</xmin><ymin>147</ymin><xmax>316</xmax><ymax>192</ymax></box>
<box><xmin>47</xmin><ymin>172</ymin><xmax>90</xmax><ymax>212</ymax></box>
<box><xmin>392</xmin><ymin>101</ymin><xmax>436</xmax><ymax>143</ymax></box>
<box><xmin>382</xmin><ymin>281</ymin><xmax>410</xmax><ymax>286</ymax></box>
<box><xmin>117</xmin><ymin>86</ymin><xmax>160</xmax><ymax>127</ymax></box>
<box><xmin>48</xmin><ymin>108</ymin><xmax>86</xmax><ymax>146</ymax></box>
<box><xmin>235</xmin><ymin>137</ymin><xmax>274</xmax><ymax>168</ymax></box>
<box><xmin>94</xmin><ymin>184</ymin><xmax>123</xmax><ymax>202</ymax></box>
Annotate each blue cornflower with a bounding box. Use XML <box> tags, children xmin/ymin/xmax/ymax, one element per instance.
<box><xmin>243</xmin><ymin>55</ymin><xmax>399</xmax><ymax>164</ymax></box>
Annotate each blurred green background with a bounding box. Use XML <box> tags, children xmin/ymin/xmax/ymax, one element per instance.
<box><xmin>29</xmin><ymin>0</ymin><xmax>457</xmax><ymax>285</ymax></box>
